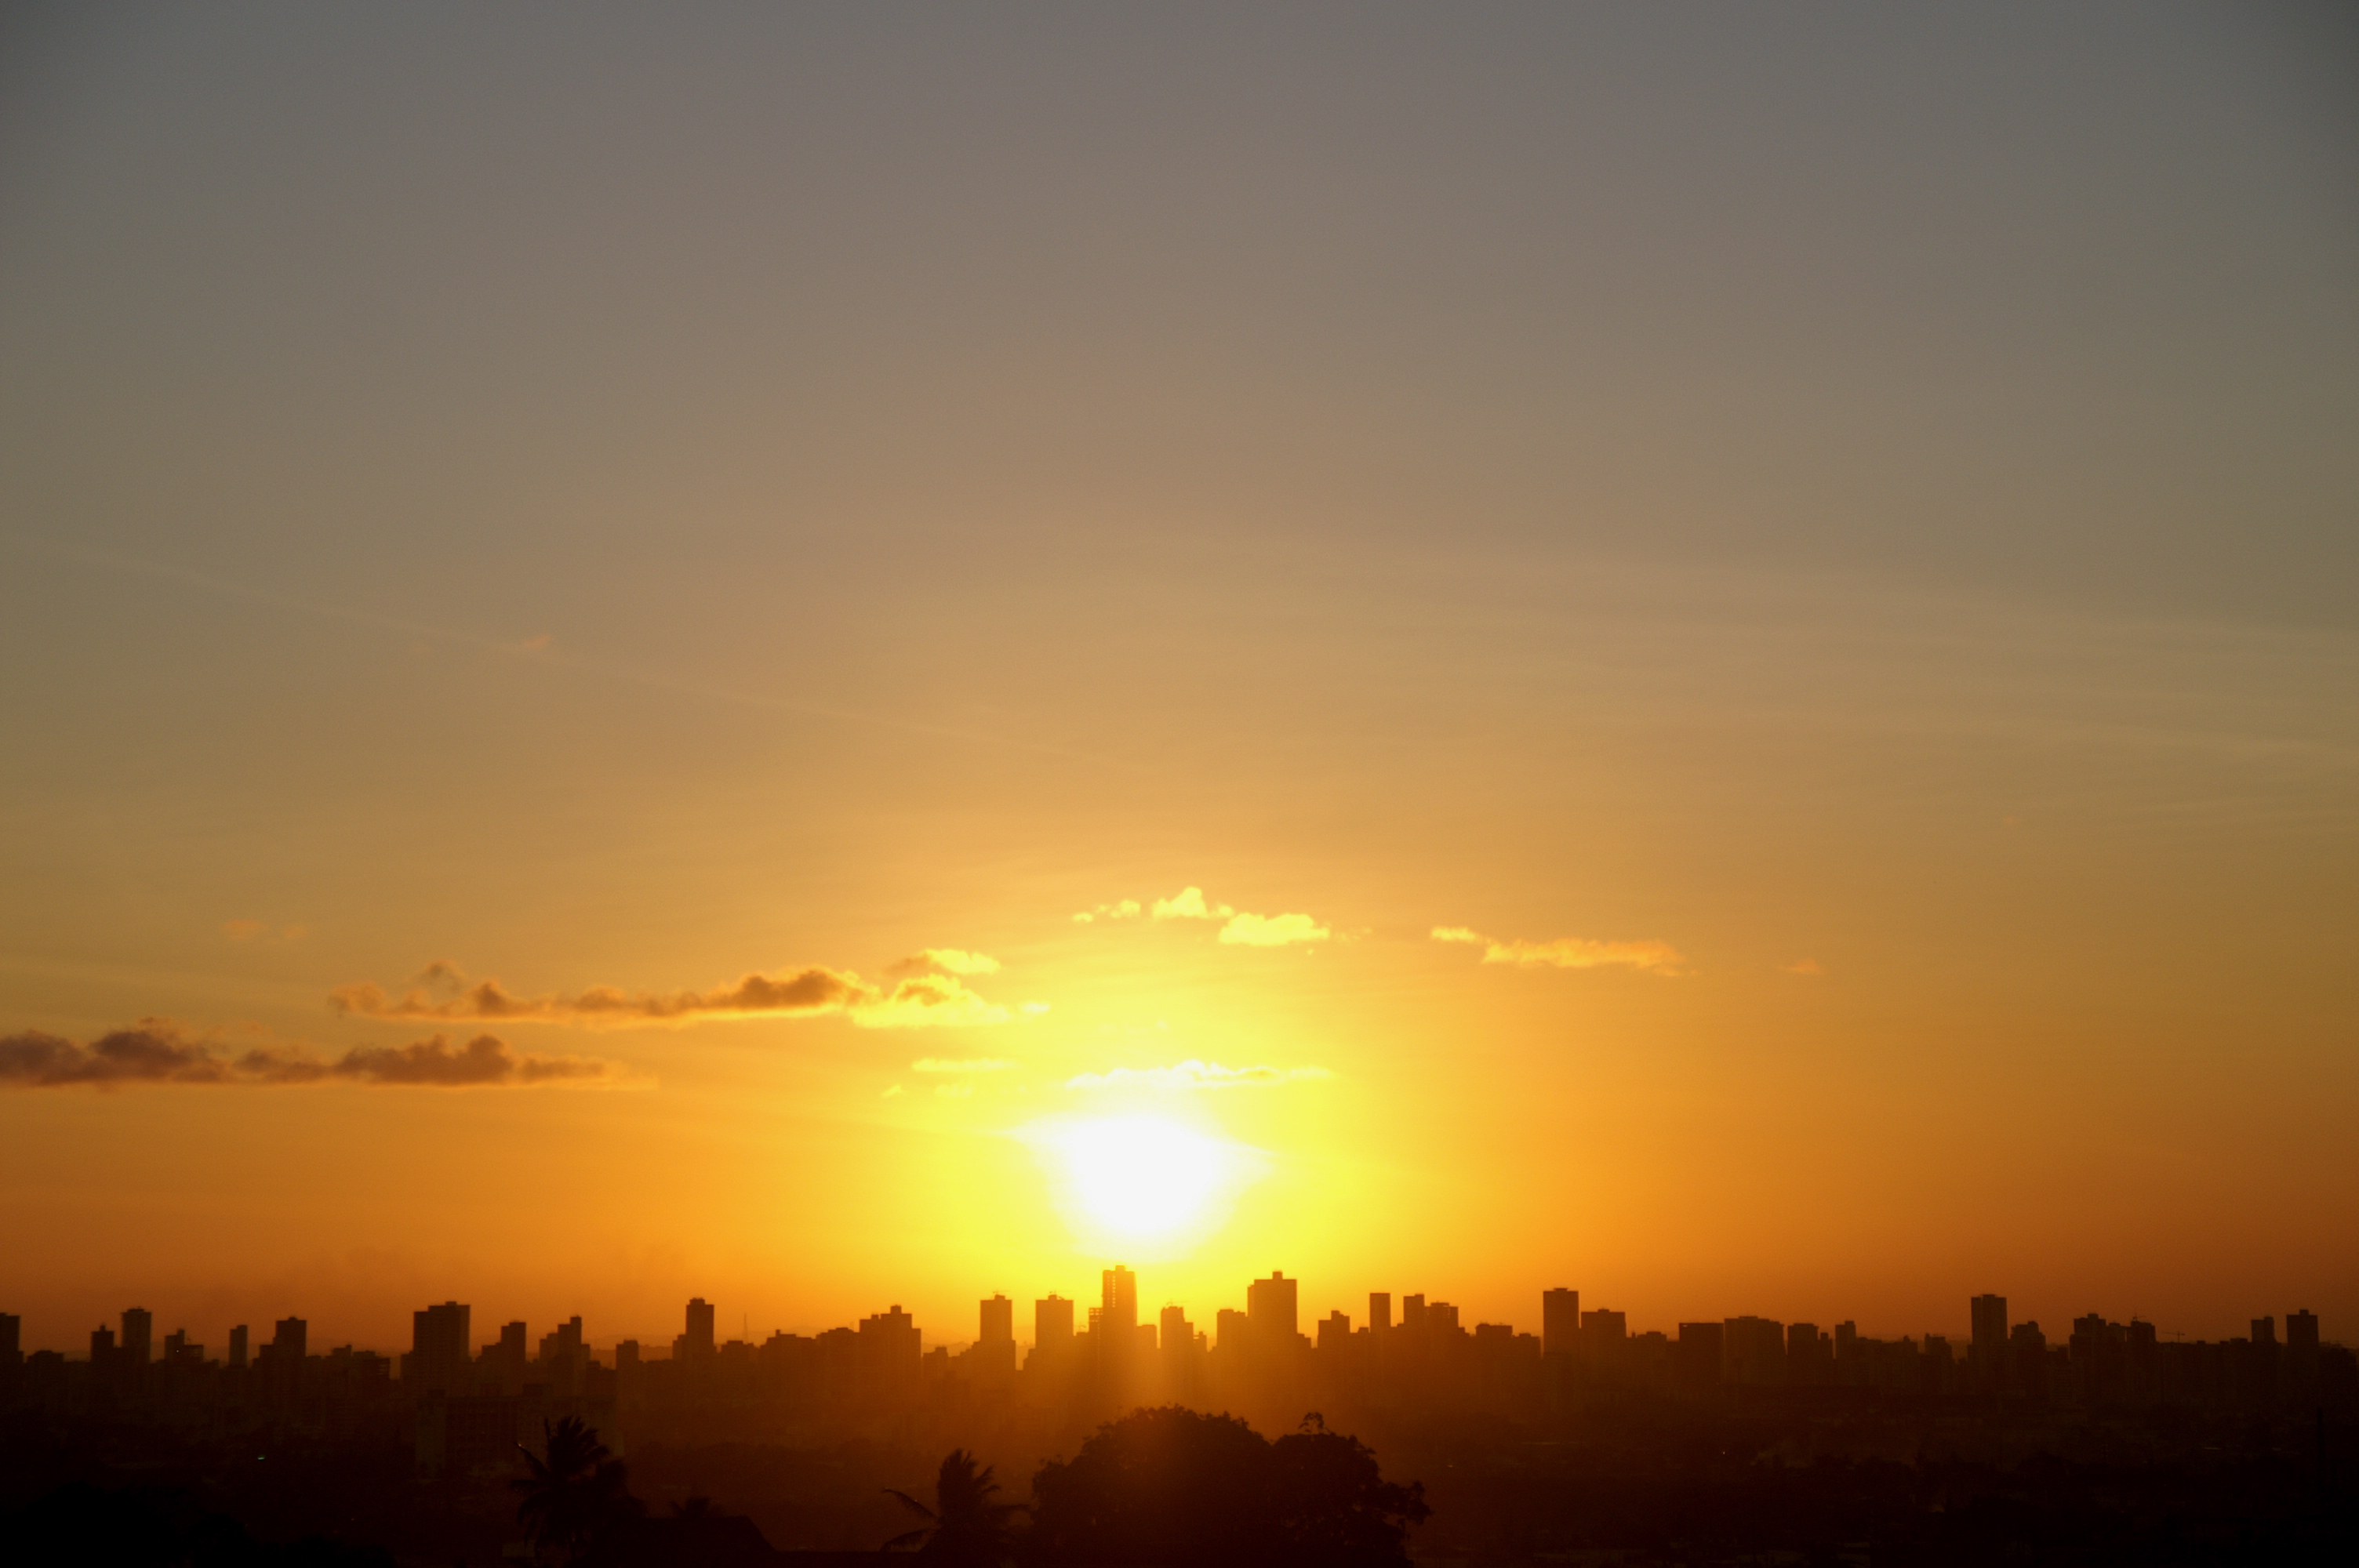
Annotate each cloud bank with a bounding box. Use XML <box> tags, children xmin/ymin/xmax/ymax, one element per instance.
<box><xmin>1063</xmin><ymin>1059</ymin><xmax>1333</xmax><ymax>1091</ymax></box>
<box><xmin>331</xmin><ymin>960</ymin><xmax>1022</xmax><ymax>1030</ymax></box>
<box><xmin>1433</xmin><ymin>927</ymin><xmax>1685</xmax><ymax>974</ymax></box>
<box><xmin>0</xmin><ymin>1020</ymin><xmax>618</xmax><ymax>1089</ymax></box>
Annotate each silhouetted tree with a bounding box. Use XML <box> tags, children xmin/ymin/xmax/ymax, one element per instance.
<box><xmin>1270</xmin><ymin>1414</ymin><xmax>1430</xmax><ymax>1567</ymax></box>
<box><xmin>886</xmin><ymin>1448</ymin><xmax>1024</xmax><ymax>1563</ymax></box>
<box><xmin>1023</xmin><ymin>1406</ymin><xmax>1427</xmax><ymax>1567</ymax></box>
<box><xmin>513</xmin><ymin>1416</ymin><xmax>643</xmax><ymax>1566</ymax></box>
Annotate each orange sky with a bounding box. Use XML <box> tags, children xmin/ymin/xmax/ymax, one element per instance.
<box><xmin>1</xmin><ymin>2</ymin><xmax>2354</xmax><ymax>1356</ymax></box>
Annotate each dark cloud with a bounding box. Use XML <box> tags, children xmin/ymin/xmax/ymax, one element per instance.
<box><xmin>331</xmin><ymin>1034</ymin><xmax>609</xmax><ymax>1086</ymax></box>
<box><xmin>0</xmin><ymin>1020</ymin><xmax>232</xmax><ymax>1087</ymax></box>
<box><xmin>330</xmin><ymin>960</ymin><xmax>1010</xmax><ymax>1029</ymax></box>
<box><xmin>0</xmin><ymin>1020</ymin><xmax>618</xmax><ymax>1090</ymax></box>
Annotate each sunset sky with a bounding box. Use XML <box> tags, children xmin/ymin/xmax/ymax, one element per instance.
<box><xmin>2</xmin><ymin>2</ymin><xmax>2354</xmax><ymax>1358</ymax></box>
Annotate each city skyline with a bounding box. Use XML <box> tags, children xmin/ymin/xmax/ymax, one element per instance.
<box><xmin>2</xmin><ymin>1269</ymin><xmax>2337</xmax><ymax>1363</ymax></box>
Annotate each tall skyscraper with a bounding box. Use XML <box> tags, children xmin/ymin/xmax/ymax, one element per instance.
<box><xmin>1247</xmin><ymin>1272</ymin><xmax>1299</xmax><ymax>1343</ymax></box>
<box><xmin>1034</xmin><ymin>1294</ymin><xmax>1074</xmax><ymax>1353</ymax></box>
<box><xmin>271</xmin><ymin>1318</ymin><xmax>307</xmax><ymax>1358</ymax></box>
<box><xmin>227</xmin><ymin>1325</ymin><xmax>249</xmax><ymax>1370</ymax></box>
<box><xmin>980</xmin><ymin>1294</ymin><xmax>1013</xmax><ymax>1346</ymax></box>
<box><xmin>682</xmin><ymin>1298</ymin><xmax>716</xmax><ymax>1359</ymax></box>
<box><xmin>1970</xmin><ymin>1294</ymin><xmax>2008</xmax><ymax>1389</ymax></box>
<box><xmin>1101</xmin><ymin>1266</ymin><xmax>1139</xmax><ymax>1334</ymax></box>
<box><xmin>120</xmin><ymin>1308</ymin><xmax>152</xmax><ymax>1370</ymax></box>
<box><xmin>1542</xmin><ymin>1288</ymin><xmax>1579</xmax><ymax>1357</ymax></box>
<box><xmin>409</xmin><ymin>1301</ymin><xmax>471</xmax><ymax>1394</ymax></box>
<box><xmin>1369</xmin><ymin>1292</ymin><xmax>1392</xmax><ymax>1334</ymax></box>
<box><xmin>0</xmin><ymin>1312</ymin><xmax>20</xmax><ymax>1367</ymax></box>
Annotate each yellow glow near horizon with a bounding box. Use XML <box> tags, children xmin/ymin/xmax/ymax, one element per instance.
<box><xmin>1019</xmin><ymin>1115</ymin><xmax>1269</xmax><ymax>1260</ymax></box>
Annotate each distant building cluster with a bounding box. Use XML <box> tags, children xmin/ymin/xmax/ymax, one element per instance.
<box><xmin>2</xmin><ymin>1278</ymin><xmax>2350</xmax><ymax>1477</ymax></box>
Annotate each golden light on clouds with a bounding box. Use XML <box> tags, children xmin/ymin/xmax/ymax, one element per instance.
<box><xmin>1433</xmin><ymin>927</ymin><xmax>1685</xmax><ymax>974</ymax></box>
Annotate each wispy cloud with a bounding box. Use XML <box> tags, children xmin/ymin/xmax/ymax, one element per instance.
<box><xmin>1072</xmin><ymin>899</ymin><xmax>1141</xmax><ymax>924</ymax></box>
<box><xmin>331</xmin><ymin>960</ymin><xmax>1024</xmax><ymax>1030</ymax></box>
<box><xmin>911</xmin><ymin>1057</ymin><xmax>1019</xmax><ymax>1073</ymax></box>
<box><xmin>0</xmin><ymin>1019</ymin><xmax>620</xmax><ymax>1089</ymax></box>
<box><xmin>1063</xmin><ymin>1059</ymin><xmax>1333</xmax><ymax>1091</ymax></box>
<box><xmin>1783</xmin><ymin>958</ymin><xmax>1825</xmax><ymax>976</ymax></box>
<box><xmin>1433</xmin><ymin>927</ymin><xmax>1685</xmax><ymax>975</ymax></box>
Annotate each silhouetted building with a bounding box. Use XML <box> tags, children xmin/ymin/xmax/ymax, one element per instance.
<box><xmin>227</xmin><ymin>1324</ymin><xmax>249</xmax><ymax>1370</ymax></box>
<box><xmin>1542</xmin><ymin>1288</ymin><xmax>1579</xmax><ymax>1358</ymax></box>
<box><xmin>1034</xmin><ymin>1294</ymin><xmax>1074</xmax><ymax>1362</ymax></box>
<box><xmin>120</xmin><ymin>1308</ymin><xmax>152</xmax><ymax>1370</ymax></box>
<box><xmin>1676</xmin><ymin>1323</ymin><xmax>1723</xmax><ymax>1393</ymax></box>
<box><xmin>1247</xmin><ymin>1272</ymin><xmax>1299</xmax><ymax>1345</ymax></box>
<box><xmin>980</xmin><ymin>1294</ymin><xmax>1013</xmax><ymax>1346</ymax></box>
<box><xmin>1101</xmin><ymin>1267</ymin><xmax>1138</xmax><ymax>1334</ymax></box>
<box><xmin>1369</xmin><ymin>1292</ymin><xmax>1392</xmax><ymax>1334</ymax></box>
<box><xmin>539</xmin><ymin>1315</ymin><xmax>587</xmax><ymax>1396</ymax></box>
<box><xmin>678</xmin><ymin>1298</ymin><xmax>716</xmax><ymax>1360</ymax></box>
<box><xmin>1723</xmin><ymin>1316</ymin><xmax>1784</xmax><ymax>1387</ymax></box>
<box><xmin>856</xmin><ymin>1305</ymin><xmax>921</xmax><ymax>1402</ymax></box>
<box><xmin>408</xmin><ymin>1300</ymin><xmax>471</xmax><ymax>1395</ymax></box>
<box><xmin>483</xmin><ymin>1319</ymin><xmax>528</xmax><ymax>1392</ymax></box>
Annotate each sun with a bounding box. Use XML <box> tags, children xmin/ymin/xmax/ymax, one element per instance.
<box><xmin>1019</xmin><ymin>1114</ymin><xmax>1267</xmax><ymax>1258</ymax></box>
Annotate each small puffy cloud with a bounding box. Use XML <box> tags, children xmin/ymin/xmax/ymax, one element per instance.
<box><xmin>1433</xmin><ymin>927</ymin><xmax>1685</xmax><ymax>975</ymax></box>
<box><xmin>1783</xmin><ymin>958</ymin><xmax>1825</xmax><ymax>977</ymax></box>
<box><xmin>1218</xmin><ymin>911</ymin><xmax>1329</xmax><ymax>947</ymax></box>
<box><xmin>331</xmin><ymin>960</ymin><xmax>1018</xmax><ymax>1030</ymax></box>
<box><xmin>1085</xmin><ymin>887</ymin><xmax>1331</xmax><ymax>946</ymax></box>
<box><xmin>911</xmin><ymin>1057</ymin><xmax>1019</xmax><ymax>1073</ymax></box>
<box><xmin>0</xmin><ymin>1019</ymin><xmax>620</xmax><ymax>1090</ymax></box>
<box><xmin>1064</xmin><ymin>1059</ymin><xmax>1333</xmax><ymax>1091</ymax></box>
<box><xmin>1151</xmin><ymin>887</ymin><xmax>1234</xmax><ymax>921</ymax></box>
<box><xmin>1021</xmin><ymin>1002</ymin><xmax>1052</xmax><ymax>1017</ymax></box>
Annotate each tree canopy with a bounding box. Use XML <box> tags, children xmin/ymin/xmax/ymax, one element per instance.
<box><xmin>1023</xmin><ymin>1408</ymin><xmax>1427</xmax><ymax>1567</ymax></box>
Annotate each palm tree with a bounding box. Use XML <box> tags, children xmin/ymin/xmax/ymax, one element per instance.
<box><xmin>513</xmin><ymin>1415</ymin><xmax>642</xmax><ymax>1566</ymax></box>
<box><xmin>885</xmin><ymin>1448</ymin><xmax>1024</xmax><ymax>1563</ymax></box>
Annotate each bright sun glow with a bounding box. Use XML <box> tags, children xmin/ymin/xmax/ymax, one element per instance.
<box><xmin>1020</xmin><ymin>1115</ymin><xmax>1267</xmax><ymax>1258</ymax></box>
